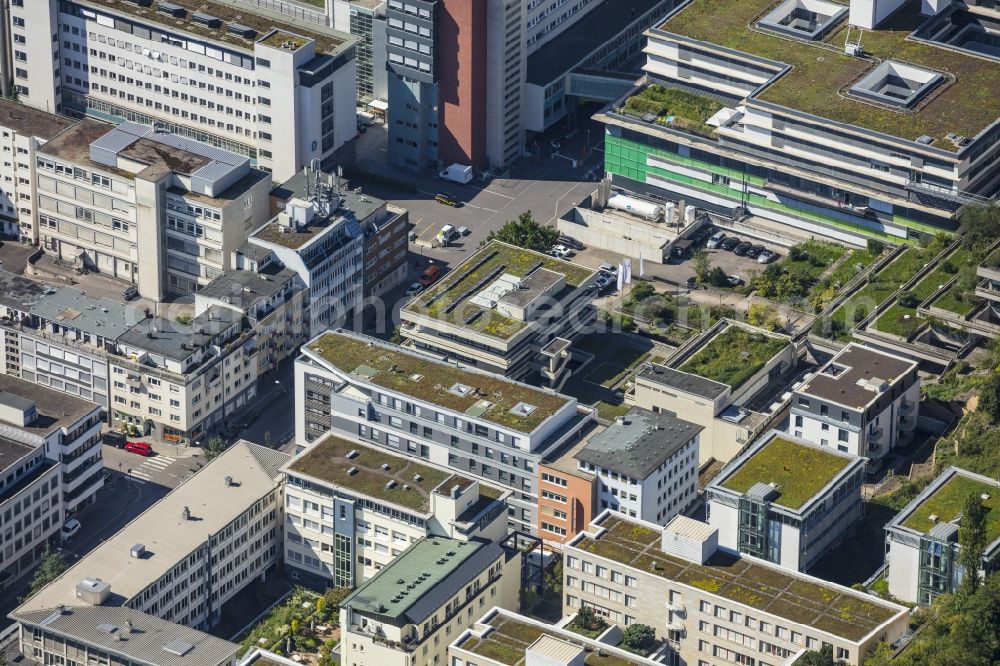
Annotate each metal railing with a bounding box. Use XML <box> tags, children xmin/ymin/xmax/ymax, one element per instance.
<box><xmin>227</xmin><ymin>0</ymin><xmax>328</xmax><ymax>25</ymax></box>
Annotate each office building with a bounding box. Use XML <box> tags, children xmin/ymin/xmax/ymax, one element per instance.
<box><xmin>295</xmin><ymin>329</ymin><xmax>593</xmax><ymax>534</ymax></box>
<box><xmin>564</xmin><ymin>513</ymin><xmax>909</xmax><ymax>666</ymax></box>
<box><xmin>0</xmin><ymin>375</ymin><xmax>103</xmax><ymax>585</ymax></box>
<box><xmin>791</xmin><ymin>344</ymin><xmax>919</xmax><ymax>463</ymax></box>
<box><xmin>338</xmin><ymin>536</ymin><xmax>520</xmax><ymax>666</ymax></box>
<box><xmin>333</xmin><ymin>0</ymin><xmax>389</xmax><ymax>106</ymax></box>
<box><xmin>387</xmin><ymin>0</ymin><xmax>676</xmax><ymax>171</ymax></box>
<box><xmin>16</xmin><ymin>440</ymin><xmax>289</xmax><ymax>630</ymax></box>
<box><xmin>399</xmin><ymin>241</ymin><xmax>598</xmax><ymax>384</ymax></box>
<box><xmin>886</xmin><ymin>466</ymin><xmax>1000</xmax><ymax>605</ymax></box>
<box><xmin>0</xmin><ymin>99</ymin><xmax>74</xmax><ymax>241</ymax></box>
<box><xmin>707</xmin><ymin>431</ymin><xmax>866</xmax><ymax>572</ymax></box>
<box><xmin>194</xmin><ymin>264</ymin><xmax>310</xmax><ymax>377</ymax></box>
<box><xmin>575</xmin><ymin>407</ymin><xmax>700</xmax><ymax>527</ymax></box>
<box><xmin>35</xmin><ymin>119</ymin><xmax>272</xmax><ymax>298</ymax></box>
<box><xmin>10</xmin><ymin>0</ymin><xmax>358</xmax><ymax>181</ymax></box>
<box><xmin>451</xmin><ymin>607</ymin><xmax>664</xmax><ymax>666</ymax></box>
<box><xmin>627</xmin><ymin>320</ymin><xmax>794</xmax><ymax>463</ymax></box>
<box><xmin>282</xmin><ymin>434</ymin><xmax>509</xmax><ymax>588</ymax></box>
<box><xmin>536</xmin><ymin>433</ymin><xmax>600</xmax><ymax>548</ymax></box>
<box><xmin>598</xmin><ymin>0</ymin><xmax>1000</xmax><ymax>243</ymax></box>
<box><xmin>13</xmin><ymin>606</ymin><xmax>239</xmax><ymax>666</ymax></box>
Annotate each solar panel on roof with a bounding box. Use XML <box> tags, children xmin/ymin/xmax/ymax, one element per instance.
<box><xmin>227</xmin><ymin>23</ymin><xmax>257</xmax><ymax>39</ymax></box>
<box><xmin>192</xmin><ymin>12</ymin><xmax>222</xmax><ymax>28</ymax></box>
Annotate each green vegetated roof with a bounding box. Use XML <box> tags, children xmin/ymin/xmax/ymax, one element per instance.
<box><xmin>93</xmin><ymin>0</ymin><xmax>350</xmax><ymax>55</ymax></box>
<box><xmin>660</xmin><ymin>0</ymin><xmax>1000</xmax><ymax>148</ymax></box>
<box><xmin>308</xmin><ymin>332</ymin><xmax>571</xmax><ymax>432</ymax></box>
<box><xmin>678</xmin><ymin>325</ymin><xmax>788</xmax><ymax>390</ymax></box>
<box><xmin>577</xmin><ymin>517</ymin><xmax>899</xmax><ymax>641</ymax></box>
<box><xmin>404</xmin><ymin>241</ymin><xmax>595</xmax><ymax>340</ymax></box>
<box><xmin>288</xmin><ymin>435</ymin><xmax>453</xmax><ymax>512</ymax></box>
<box><xmin>342</xmin><ymin>538</ymin><xmax>485</xmax><ymax>620</ymax></box>
<box><xmin>720</xmin><ymin>437</ymin><xmax>854</xmax><ymax>510</ymax></box>
<box><xmin>619</xmin><ymin>85</ymin><xmax>725</xmax><ymax>138</ymax></box>
<box><xmin>459</xmin><ymin>616</ymin><xmax>644</xmax><ymax>666</ymax></box>
<box><xmin>902</xmin><ymin>472</ymin><xmax>1000</xmax><ymax>541</ymax></box>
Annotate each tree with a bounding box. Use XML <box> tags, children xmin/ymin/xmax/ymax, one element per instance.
<box><xmin>960</xmin><ymin>203</ymin><xmax>1000</xmax><ymax>249</ymax></box>
<box><xmin>573</xmin><ymin>606</ymin><xmax>606</xmax><ymax>632</ymax></box>
<box><xmin>979</xmin><ymin>371</ymin><xmax>1000</xmax><ymax>423</ymax></box>
<box><xmin>898</xmin><ymin>290</ymin><xmax>920</xmax><ymax>308</ymax></box>
<box><xmin>692</xmin><ymin>250</ymin><xmax>712</xmax><ymax>283</ymax></box>
<box><xmin>28</xmin><ymin>548</ymin><xmax>68</xmax><ymax>598</ymax></box>
<box><xmin>628</xmin><ymin>281</ymin><xmax>656</xmax><ymax>304</ymax></box>
<box><xmin>746</xmin><ymin>303</ymin><xmax>783</xmax><ymax>331</ymax></box>
<box><xmin>544</xmin><ymin>559</ymin><xmax>563</xmax><ymax>597</ymax></box>
<box><xmin>706</xmin><ymin>266</ymin><xmax>729</xmax><ymax>288</ymax></box>
<box><xmin>795</xmin><ymin>645</ymin><xmax>847</xmax><ymax>666</ymax></box>
<box><xmin>323</xmin><ymin>586</ymin><xmax>352</xmax><ymax>610</ymax></box>
<box><xmin>485</xmin><ymin>211</ymin><xmax>558</xmax><ymax>251</ymax></box>
<box><xmin>620</xmin><ymin>624</ymin><xmax>657</xmax><ymax>654</ymax></box>
<box><xmin>867</xmin><ymin>238</ymin><xmax>886</xmax><ymax>256</ymax></box>
<box><xmin>960</xmin><ymin>492</ymin><xmax>990</xmax><ymax>595</ymax></box>
<box><xmin>203</xmin><ymin>436</ymin><xmax>228</xmax><ymax>462</ymax></box>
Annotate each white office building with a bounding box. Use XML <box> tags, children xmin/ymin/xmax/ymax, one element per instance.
<box><xmin>574</xmin><ymin>407</ymin><xmax>700</xmax><ymax>526</ymax></box>
<box><xmin>9</xmin><ymin>0</ymin><xmax>357</xmax><ymax>182</ymax></box>
<box><xmin>707</xmin><ymin>430</ymin><xmax>866</xmax><ymax>572</ymax></box>
<box><xmin>15</xmin><ymin>440</ymin><xmax>288</xmax><ymax>630</ymax></box>
<box><xmin>296</xmin><ymin>329</ymin><xmax>593</xmax><ymax>535</ymax></box>
<box><xmin>791</xmin><ymin>344</ymin><xmax>919</xmax><ymax>464</ymax></box>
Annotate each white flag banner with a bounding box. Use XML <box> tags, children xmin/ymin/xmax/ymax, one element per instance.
<box><xmin>639</xmin><ymin>253</ymin><xmax>645</xmax><ymax>278</ymax></box>
<box><xmin>623</xmin><ymin>258</ymin><xmax>632</xmax><ymax>284</ymax></box>
<box><xmin>617</xmin><ymin>264</ymin><xmax>624</xmax><ymax>291</ymax></box>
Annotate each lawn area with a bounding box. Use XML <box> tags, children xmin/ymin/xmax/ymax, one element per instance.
<box><xmin>827</xmin><ymin>248</ymin><xmax>879</xmax><ymax>286</ymax></box>
<box><xmin>587</xmin><ymin>362</ymin><xmax>633</xmax><ymax>388</ymax></box>
<box><xmin>873</xmin><ymin>303</ymin><xmax>926</xmax><ymax>339</ymax></box>
<box><xmin>931</xmin><ymin>283</ymin><xmax>979</xmax><ymax>316</ymax></box>
<box><xmin>720</xmin><ymin>437</ymin><xmax>853</xmax><ymax>509</ymax></box>
<box><xmin>679</xmin><ymin>324</ymin><xmax>788</xmax><ymax>390</ymax></box>
<box><xmin>873</xmin><ymin>247</ymin><xmax>970</xmax><ymax>337</ymax></box>
<box><xmin>777</xmin><ymin>241</ymin><xmax>848</xmax><ymax>280</ymax></box>
<box><xmin>818</xmin><ymin>241</ymin><xmax>948</xmax><ymax>341</ymax></box>
<box><xmin>619</xmin><ymin>84</ymin><xmax>724</xmax><ymax>137</ymax></box>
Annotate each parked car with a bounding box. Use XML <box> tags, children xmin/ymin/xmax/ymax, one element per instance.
<box><xmin>405</xmin><ymin>283</ymin><xmax>424</xmax><ymax>297</ymax></box>
<box><xmin>419</xmin><ymin>264</ymin><xmax>442</xmax><ymax>287</ymax></box>
<box><xmin>733</xmin><ymin>242</ymin><xmax>752</xmax><ymax>256</ymax></box>
<box><xmin>598</xmin><ymin>262</ymin><xmax>618</xmax><ymax>276</ymax></box>
<box><xmin>706</xmin><ymin>231</ymin><xmax>726</xmax><ymax>249</ymax></box>
<box><xmin>122</xmin><ymin>285</ymin><xmax>139</xmax><ymax>301</ymax></box>
<box><xmin>457</xmin><ymin>226</ymin><xmax>470</xmax><ymax>237</ymax></box>
<box><xmin>720</xmin><ymin>237</ymin><xmax>741</xmax><ymax>251</ymax></box>
<box><xmin>746</xmin><ymin>244</ymin><xmax>765</xmax><ymax>259</ymax></box>
<box><xmin>758</xmin><ymin>249</ymin><xmax>778</xmax><ymax>264</ymax></box>
<box><xmin>691</xmin><ymin>226</ymin><xmax>715</xmax><ymax>245</ymax></box>
<box><xmin>60</xmin><ymin>518</ymin><xmax>82</xmax><ymax>541</ymax></box>
<box><xmin>727</xmin><ymin>275</ymin><xmax>744</xmax><ymax>287</ymax></box>
<box><xmin>435</xmin><ymin>192</ymin><xmax>460</xmax><ymax>207</ymax></box>
<box><xmin>686</xmin><ymin>276</ymin><xmax>698</xmax><ymax>287</ymax></box>
<box><xmin>551</xmin><ymin>244</ymin><xmax>573</xmax><ymax>259</ymax></box>
<box><xmin>124</xmin><ymin>441</ymin><xmax>154</xmax><ymax>456</ymax></box>
<box><xmin>557</xmin><ymin>235</ymin><xmax>585</xmax><ymax>251</ymax></box>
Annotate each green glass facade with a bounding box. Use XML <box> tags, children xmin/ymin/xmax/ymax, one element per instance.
<box><xmin>604</xmin><ymin>133</ymin><xmax>946</xmax><ymax>243</ymax></box>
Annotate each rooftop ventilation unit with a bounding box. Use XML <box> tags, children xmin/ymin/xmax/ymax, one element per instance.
<box><xmin>347</xmin><ymin>466</ymin><xmax>358</xmax><ymax>475</ymax></box>
<box><xmin>385</xmin><ymin>480</ymin><xmax>398</xmax><ymax>489</ymax></box>
<box><xmin>191</xmin><ymin>12</ymin><xmax>221</xmax><ymax>28</ymax></box>
<box><xmin>76</xmin><ymin>578</ymin><xmax>111</xmax><ymax>605</ymax></box>
<box><xmin>227</xmin><ymin>23</ymin><xmax>257</xmax><ymax>39</ymax></box>
<box><xmin>130</xmin><ymin>544</ymin><xmax>146</xmax><ymax>559</ymax></box>
<box><xmin>413</xmin><ymin>474</ymin><xmax>423</xmax><ymax>482</ymax></box>
<box><xmin>347</xmin><ymin>449</ymin><xmax>359</xmax><ymax>459</ymax></box>
<box><xmin>157</xmin><ymin>2</ymin><xmax>186</xmax><ymax>18</ymax></box>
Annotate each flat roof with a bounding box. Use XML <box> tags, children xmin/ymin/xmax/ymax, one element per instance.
<box><xmin>575</xmin><ymin>407</ymin><xmax>701</xmax><ymax>479</ymax></box>
<box><xmin>0</xmin><ymin>375</ymin><xmax>99</xmax><ymax>435</ymax></box>
<box><xmin>12</xmin><ymin>606</ymin><xmax>238</xmax><ymax>666</ymax></box>
<box><xmin>0</xmin><ymin>436</ymin><xmax>39</xmax><ymax>478</ymax></box>
<box><xmin>82</xmin><ymin>0</ymin><xmax>353</xmax><ymax>56</ymax></box>
<box><xmin>342</xmin><ymin>537</ymin><xmax>502</xmax><ymax>624</ymax></box>
<box><xmin>797</xmin><ymin>344</ymin><xmax>916</xmax><ymax>410</ymax></box>
<box><xmin>658</xmin><ymin>0</ymin><xmax>1000</xmax><ymax>149</ymax></box>
<box><xmin>575</xmin><ymin>515</ymin><xmax>902</xmax><ymax>642</ymax></box>
<box><xmin>39</xmin><ymin>119</ymin><xmax>124</xmax><ymax>175</ymax></box>
<box><xmin>892</xmin><ymin>467</ymin><xmax>1000</xmax><ymax>543</ymax></box>
<box><xmin>0</xmin><ymin>98</ymin><xmax>75</xmax><ymax>140</ymax></box>
<box><xmin>286</xmin><ymin>435</ymin><xmax>454</xmax><ymax>513</ymax></box>
<box><xmin>197</xmin><ymin>266</ymin><xmax>299</xmax><ymax>306</ymax></box>
<box><xmin>676</xmin><ymin>323</ymin><xmax>789</xmax><ymax>391</ymax></box>
<box><xmin>402</xmin><ymin>241</ymin><xmax>596</xmax><ymax>340</ymax></box>
<box><xmin>17</xmin><ymin>441</ymin><xmax>289</xmax><ymax>614</ymax></box>
<box><xmin>637</xmin><ymin>363</ymin><xmax>729</xmax><ymax>399</ymax></box>
<box><xmin>527</xmin><ymin>0</ymin><xmax>667</xmax><ymax>86</ymax></box>
<box><xmin>714</xmin><ymin>432</ymin><xmax>858</xmax><ymax>511</ymax></box>
<box><xmin>307</xmin><ymin>330</ymin><xmax>574</xmax><ymax>433</ymax></box>
<box><xmin>456</xmin><ymin>608</ymin><xmax>658</xmax><ymax>666</ymax></box>
<box><xmin>30</xmin><ymin>285</ymin><xmax>139</xmax><ymax>341</ymax></box>
<box><xmin>119</xmin><ymin>306</ymin><xmax>240</xmax><ymax>363</ymax></box>
<box><xmin>271</xmin><ymin>170</ymin><xmax>388</xmax><ymax>224</ymax></box>
<box><xmin>0</xmin><ymin>270</ymin><xmax>50</xmax><ymax>314</ymax></box>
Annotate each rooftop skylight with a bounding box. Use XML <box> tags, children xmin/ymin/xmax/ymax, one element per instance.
<box><xmin>758</xmin><ymin>0</ymin><xmax>847</xmax><ymax>40</ymax></box>
<box><xmin>850</xmin><ymin>60</ymin><xmax>943</xmax><ymax>109</ymax></box>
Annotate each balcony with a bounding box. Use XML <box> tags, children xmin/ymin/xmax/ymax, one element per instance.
<box><xmin>900</xmin><ymin>400</ymin><xmax>915</xmax><ymax>414</ymax></box>
<box><xmin>868</xmin><ymin>426</ymin><xmax>884</xmax><ymax>441</ymax></box>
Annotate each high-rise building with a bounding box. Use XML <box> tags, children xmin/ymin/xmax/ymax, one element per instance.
<box><xmin>8</xmin><ymin>0</ymin><xmax>358</xmax><ymax>181</ymax></box>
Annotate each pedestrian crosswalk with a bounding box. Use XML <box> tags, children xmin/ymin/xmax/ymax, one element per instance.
<box><xmin>128</xmin><ymin>455</ymin><xmax>177</xmax><ymax>482</ymax></box>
